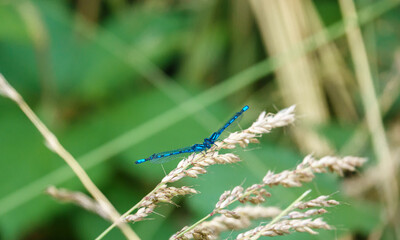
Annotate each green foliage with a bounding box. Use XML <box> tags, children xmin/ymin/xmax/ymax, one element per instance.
<box><xmin>0</xmin><ymin>0</ymin><xmax>399</xmax><ymax>239</ymax></box>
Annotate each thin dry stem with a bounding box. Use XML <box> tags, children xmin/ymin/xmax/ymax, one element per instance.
<box><xmin>46</xmin><ymin>186</ymin><xmax>109</xmax><ymax>220</ymax></box>
<box><xmin>339</xmin><ymin>0</ymin><xmax>398</xmax><ymax>221</ymax></box>
<box><xmin>0</xmin><ymin>74</ymin><xmax>138</xmax><ymax>240</ymax></box>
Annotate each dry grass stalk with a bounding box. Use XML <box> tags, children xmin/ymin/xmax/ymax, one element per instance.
<box><xmin>171</xmin><ymin>154</ymin><xmax>365</xmax><ymax>239</ymax></box>
<box><xmin>220</xmin><ymin>105</ymin><xmax>296</xmax><ymax>149</ymax></box>
<box><xmin>250</xmin><ymin>0</ymin><xmax>332</xmax><ymax>156</ymax></box>
<box><xmin>293</xmin><ymin>195</ymin><xmax>339</xmax><ymax>210</ymax></box>
<box><xmin>170</xmin><ymin>206</ymin><xmax>281</xmax><ymax>240</ymax></box>
<box><xmin>125</xmin><ymin>186</ymin><xmax>197</xmax><ymax>222</ymax></box>
<box><xmin>172</xmin><ymin>193</ymin><xmax>340</xmax><ymax>240</ymax></box>
<box><xmin>237</xmin><ymin>195</ymin><xmax>339</xmax><ymax>240</ymax></box>
<box><xmin>339</xmin><ymin>0</ymin><xmax>398</xmax><ymax>223</ymax></box>
<box><xmin>46</xmin><ymin>186</ymin><xmax>110</xmax><ymax>220</ymax></box>
<box><xmin>0</xmin><ymin>74</ymin><xmax>137</xmax><ymax>239</ymax></box>
<box><xmin>262</xmin><ymin>154</ymin><xmax>365</xmax><ymax>188</ymax></box>
<box><xmin>237</xmin><ymin>218</ymin><xmax>331</xmax><ymax>239</ymax></box>
<box><xmin>161</xmin><ymin>152</ymin><xmax>241</xmax><ymax>183</ymax></box>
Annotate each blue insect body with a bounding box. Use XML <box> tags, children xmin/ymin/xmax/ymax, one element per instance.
<box><xmin>135</xmin><ymin>105</ymin><xmax>249</xmax><ymax>164</ymax></box>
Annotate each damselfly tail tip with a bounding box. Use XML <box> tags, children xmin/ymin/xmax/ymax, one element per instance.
<box><xmin>135</xmin><ymin>159</ymin><xmax>146</xmax><ymax>164</ymax></box>
<box><xmin>243</xmin><ymin>105</ymin><xmax>249</xmax><ymax>111</ymax></box>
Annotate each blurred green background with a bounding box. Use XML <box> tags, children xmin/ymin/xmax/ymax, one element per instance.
<box><xmin>0</xmin><ymin>0</ymin><xmax>400</xmax><ymax>239</ymax></box>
